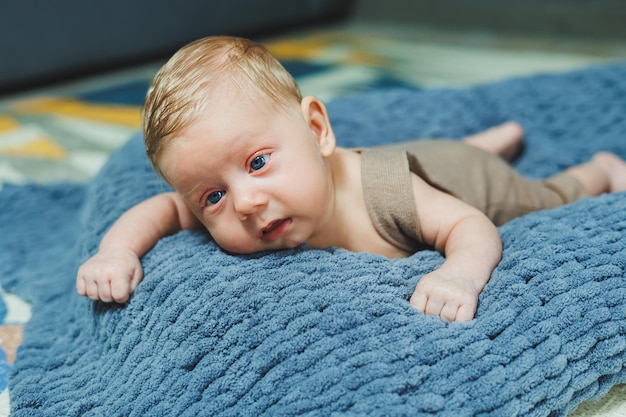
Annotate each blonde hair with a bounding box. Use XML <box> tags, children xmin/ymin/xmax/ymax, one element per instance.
<box><xmin>142</xmin><ymin>35</ymin><xmax>302</xmax><ymax>174</ymax></box>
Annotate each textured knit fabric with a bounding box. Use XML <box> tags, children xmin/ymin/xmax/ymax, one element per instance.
<box><xmin>360</xmin><ymin>150</ymin><xmax>425</xmax><ymax>253</ymax></box>
<box><xmin>360</xmin><ymin>141</ymin><xmax>588</xmax><ymax>252</ymax></box>
<box><xmin>2</xmin><ymin>63</ymin><xmax>626</xmax><ymax>417</ymax></box>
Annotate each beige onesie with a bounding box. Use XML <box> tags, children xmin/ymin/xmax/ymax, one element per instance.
<box><xmin>359</xmin><ymin>140</ymin><xmax>588</xmax><ymax>253</ymax></box>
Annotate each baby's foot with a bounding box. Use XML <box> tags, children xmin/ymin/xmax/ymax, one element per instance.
<box><xmin>592</xmin><ymin>152</ymin><xmax>626</xmax><ymax>192</ymax></box>
<box><xmin>463</xmin><ymin>121</ymin><xmax>525</xmax><ymax>162</ymax></box>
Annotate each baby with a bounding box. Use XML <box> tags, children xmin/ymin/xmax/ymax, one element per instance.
<box><xmin>76</xmin><ymin>35</ymin><xmax>626</xmax><ymax>322</ymax></box>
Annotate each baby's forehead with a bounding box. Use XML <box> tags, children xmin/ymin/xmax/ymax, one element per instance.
<box><xmin>203</xmin><ymin>82</ymin><xmax>287</xmax><ymax>110</ymax></box>
<box><xmin>163</xmin><ymin>81</ymin><xmax>302</xmax><ymax>142</ymax></box>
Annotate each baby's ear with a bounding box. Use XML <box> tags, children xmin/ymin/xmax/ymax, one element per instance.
<box><xmin>301</xmin><ymin>96</ymin><xmax>336</xmax><ymax>157</ymax></box>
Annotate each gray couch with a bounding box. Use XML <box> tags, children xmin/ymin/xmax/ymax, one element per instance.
<box><xmin>0</xmin><ymin>0</ymin><xmax>354</xmax><ymax>94</ymax></box>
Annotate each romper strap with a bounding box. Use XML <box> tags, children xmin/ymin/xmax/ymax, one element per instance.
<box><xmin>360</xmin><ymin>149</ymin><xmax>428</xmax><ymax>253</ymax></box>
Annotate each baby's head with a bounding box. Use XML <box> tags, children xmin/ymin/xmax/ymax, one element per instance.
<box><xmin>141</xmin><ymin>36</ymin><xmax>338</xmax><ymax>254</ymax></box>
<box><xmin>142</xmin><ymin>35</ymin><xmax>302</xmax><ymax>176</ymax></box>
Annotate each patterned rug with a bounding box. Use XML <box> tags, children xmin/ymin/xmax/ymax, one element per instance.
<box><xmin>0</xmin><ymin>23</ymin><xmax>624</xmax><ymax>416</ymax></box>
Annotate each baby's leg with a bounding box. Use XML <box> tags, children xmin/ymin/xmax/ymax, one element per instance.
<box><xmin>566</xmin><ymin>152</ymin><xmax>626</xmax><ymax>195</ymax></box>
<box><xmin>462</xmin><ymin>121</ymin><xmax>524</xmax><ymax>162</ymax></box>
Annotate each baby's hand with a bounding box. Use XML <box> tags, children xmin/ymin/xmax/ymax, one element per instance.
<box><xmin>410</xmin><ymin>269</ymin><xmax>481</xmax><ymax>322</ymax></box>
<box><xmin>76</xmin><ymin>247</ymin><xmax>143</xmax><ymax>303</ymax></box>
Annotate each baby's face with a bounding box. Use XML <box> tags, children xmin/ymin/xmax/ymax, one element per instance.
<box><xmin>158</xmin><ymin>94</ymin><xmax>335</xmax><ymax>254</ymax></box>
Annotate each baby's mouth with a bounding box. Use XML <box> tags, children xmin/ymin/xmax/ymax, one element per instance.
<box><xmin>260</xmin><ymin>218</ymin><xmax>292</xmax><ymax>242</ymax></box>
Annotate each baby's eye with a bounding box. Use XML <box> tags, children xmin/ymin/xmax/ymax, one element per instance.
<box><xmin>206</xmin><ymin>190</ymin><xmax>225</xmax><ymax>205</ymax></box>
<box><xmin>250</xmin><ymin>154</ymin><xmax>269</xmax><ymax>171</ymax></box>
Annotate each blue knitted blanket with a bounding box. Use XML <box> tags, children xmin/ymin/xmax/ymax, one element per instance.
<box><xmin>2</xmin><ymin>63</ymin><xmax>626</xmax><ymax>416</ymax></box>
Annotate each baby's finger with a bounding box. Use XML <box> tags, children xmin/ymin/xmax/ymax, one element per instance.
<box><xmin>423</xmin><ymin>297</ymin><xmax>444</xmax><ymax>318</ymax></box>
<box><xmin>98</xmin><ymin>278</ymin><xmax>114</xmax><ymax>303</ymax></box>
<box><xmin>440</xmin><ymin>303</ymin><xmax>460</xmax><ymax>322</ymax></box>
<box><xmin>455</xmin><ymin>304</ymin><xmax>476</xmax><ymax>322</ymax></box>
<box><xmin>76</xmin><ymin>274</ymin><xmax>86</xmax><ymax>296</ymax></box>
<box><xmin>129</xmin><ymin>266</ymin><xmax>143</xmax><ymax>293</ymax></box>
<box><xmin>85</xmin><ymin>279</ymin><xmax>101</xmax><ymax>301</ymax></box>
<box><xmin>410</xmin><ymin>290</ymin><xmax>428</xmax><ymax>313</ymax></box>
<box><xmin>110</xmin><ymin>278</ymin><xmax>131</xmax><ymax>304</ymax></box>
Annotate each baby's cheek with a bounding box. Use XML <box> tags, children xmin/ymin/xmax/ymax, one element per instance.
<box><xmin>211</xmin><ymin>229</ymin><xmax>253</xmax><ymax>255</ymax></box>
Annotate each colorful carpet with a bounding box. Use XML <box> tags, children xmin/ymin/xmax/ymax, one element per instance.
<box><xmin>0</xmin><ymin>25</ymin><xmax>623</xmax><ymax>416</ymax></box>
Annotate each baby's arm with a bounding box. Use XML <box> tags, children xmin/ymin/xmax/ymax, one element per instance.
<box><xmin>76</xmin><ymin>192</ymin><xmax>201</xmax><ymax>303</ymax></box>
<box><xmin>409</xmin><ymin>175</ymin><xmax>502</xmax><ymax>322</ymax></box>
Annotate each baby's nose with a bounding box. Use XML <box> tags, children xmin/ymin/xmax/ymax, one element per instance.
<box><xmin>233</xmin><ymin>189</ymin><xmax>267</xmax><ymax>219</ymax></box>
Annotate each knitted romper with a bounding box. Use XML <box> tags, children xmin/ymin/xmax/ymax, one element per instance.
<box><xmin>359</xmin><ymin>140</ymin><xmax>588</xmax><ymax>253</ymax></box>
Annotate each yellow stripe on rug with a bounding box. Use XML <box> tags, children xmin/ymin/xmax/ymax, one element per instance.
<box><xmin>0</xmin><ymin>126</ymin><xmax>66</xmax><ymax>159</ymax></box>
<box><xmin>11</xmin><ymin>98</ymin><xmax>141</xmax><ymax>128</ymax></box>
<box><xmin>0</xmin><ymin>116</ymin><xmax>19</xmax><ymax>133</ymax></box>
<box><xmin>265</xmin><ymin>38</ymin><xmax>331</xmax><ymax>60</ymax></box>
